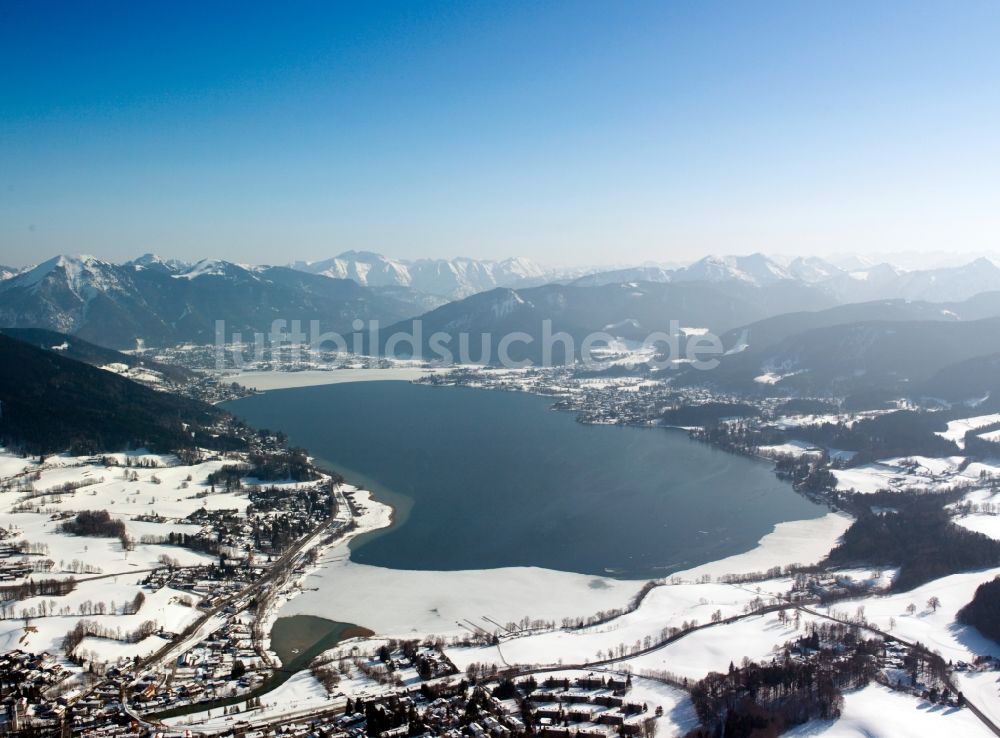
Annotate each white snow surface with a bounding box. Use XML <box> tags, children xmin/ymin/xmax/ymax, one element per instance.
<box><xmin>954</xmin><ymin>514</ymin><xmax>1000</xmax><ymax>540</ymax></box>
<box><xmin>759</xmin><ymin>441</ymin><xmax>824</xmax><ymax>458</ymax></box>
<box><xmin>955</xmin><ymin>671</ymin><xmax>1000</xmax><ymax>731</ymax></box>
<box><xmin>621</xmin><ymin>611</ymin><xmax>798</xmax><ymax>680</ymax></box>
<box><xmin>229</xmin><ymin>367</ymin><xmax>447</xmax><ymax>391</ymax></box>
<box><xmin>785</xmin><ymin>685</ymin><xmax>995</xmax><ymax>737</ymax></box>
<box><xmin>936</xmin><ymin>414</ymin><xmax>1000</xmax><ymax>449</ymax></box>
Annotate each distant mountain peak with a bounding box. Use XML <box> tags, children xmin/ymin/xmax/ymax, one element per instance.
<box><xmin>334</xmin><ymin>249</ymin><xmax>394</xmax><ymax>262</ymax></box>
<box><xmin>673</xmin><ymin>254</ymin><xmax>792</xmax><ymax>286</ymax></box>
<box><xmin>127</xmin><ymin>253</ymin><xmax>190</xmax><ymax>273</ymax></box>
<box><xmin>966</xmin><ymin>256</ymin><xmax>1000</xmax><ymax>270</ymax></box>
<box><xmin>11</xmin><ymin>253</ymin><xmax>120</xmax><ymax>296</ymax></box>
<box><xmin>786</xmin><ymin>256</ymin><xmax>845</xmax><ymax>284</ymax></box>
<box><xmin>173</xmin><ymin>258</ymin><xmax>258</xmax><ymax>280</ymax></box>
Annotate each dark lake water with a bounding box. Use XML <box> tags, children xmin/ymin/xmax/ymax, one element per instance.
<box><xmin>225</xmin><ymin>381</ymin><xmax>825</xmax><ymax>579</ymax></box>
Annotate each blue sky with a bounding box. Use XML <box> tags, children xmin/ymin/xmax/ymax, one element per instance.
<box><xmin>1</xmin><ymin>0</ymin><xmax>999</xmax><ymax>267</ymax></box>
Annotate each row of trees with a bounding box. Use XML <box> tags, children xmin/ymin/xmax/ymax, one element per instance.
<box><xmin>62</xmin><ymin>617</ymin><xmax>159</xmax><ymax>658</ymax></box>
<box><xmin>0</xmin><ymin>576</ymin><xmax>74</xmax><ymax>602</ymax></box>
<box><xmin>0</xmin><ymin>592</ymin><xmax>146</xmax><ymax>620</ymax></box>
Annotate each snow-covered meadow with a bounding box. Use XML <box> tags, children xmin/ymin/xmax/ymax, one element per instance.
<box><xmin>785</xmin><ymin>685</ymin><xmax>997</xmax><ymax>738</ymax></box>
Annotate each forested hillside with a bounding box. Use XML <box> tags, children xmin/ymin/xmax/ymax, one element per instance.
<box><xmin>0</xmin><ymin>333</ymin><xmax>242</xmax><ymax>455</ymax></box>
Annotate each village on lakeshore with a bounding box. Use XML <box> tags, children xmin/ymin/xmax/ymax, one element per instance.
<box><xmin>1</xmin><ymin>342</ymin><xmax>1000</xmax><ymax>737</ymax></box>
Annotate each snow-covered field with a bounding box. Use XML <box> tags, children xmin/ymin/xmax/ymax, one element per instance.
<box><xmin>0</xmin><ymin>584</ymin><xmax>202</xmax><ymax>658</ymax></box>
<box><xmin>622</xmin><ymin>611</ymin><xmax>799</xmax><ymax>680</ymax></box>
<box><xmin>812</xmin><ymin>412</ymin><xmax>1000</xmax><ymax>496</ymax></box>
<box><xmin>785</xmin><ymin>685</ymin><xmax>996</xmax><ymax>737</ymax></box>
<box><xmin>165</xmin><ymin>669</ymin><xmax>336</xmax><ymax>732</ymax></box>
<box><xmin>0</xmin><ymin>449</ymin><xmax>248</xmax><ymax>571</ymax></box>
<box><xmin>955</xmin><ymin>671</ymin><xmax>1000</xmax><ymax>730</ymax></box>
<box><xmin>936</xmin><ymin>414</ymin><xmax>1000</xmax><ymax>449</ymax></box>
<box><xmin>955</xmin><ymin>513</ymin><xmax>1000</xmax><ymax>540</ymax></box>
<box><xmin>758</xmin><ymin>441</ymin><xmax>824</xmax><ymax>458</ymax></box>
<box><xmin>814</xmin><ymin>568</ymin><xmax>1000</xmax><ymax>663</ymax></box>
<box><xmin>773</xmin><ymin>411</ymin><xmax>891</xmax><ymax>430</ymax></box>
<box><xmin>832</xmin><ymin>455</ymin><xmax>983</xmax><ymax>494</ymax></box>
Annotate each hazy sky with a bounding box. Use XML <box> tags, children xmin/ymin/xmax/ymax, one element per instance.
<box><xmin>2</xmin><ymin>0</ymin><xmax>999</xmax><ymax>268</ymax></box>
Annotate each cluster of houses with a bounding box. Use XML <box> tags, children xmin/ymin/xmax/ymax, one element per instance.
<box><xmin>788</xmin><ymin>570</ymin><xmax>892</xmax><ymax>602</ymax></box>
<box><xmin>130</xmin><ymin>615</ymin><xmax>266</xmax><ymax>713</ymax></box>
<box><xmin>219</xmin><ymin>672</ymin><xmax>657</xmax><ymax>738</ymax></box>
<box><xmin>0</xmin><ymin>538</ymin><xmax>34</xmax><ymax>585</ymax></box>
<box><xmin>176</xmin><ymin>478</ymin><xmax>336</xmax><ymax>562</ymax></box>
<box><xmin>345</xmin><ymin>672</ymin><xmax>655</xmax><ymax>738</ymax></box>
<box><xmin>517</xmin><ymin>675</ymin><xmax>654</xmax><ymax>738</ymax></box>
<box><xmin>142</xmin><ymin>563</ymin><xmax>264</xmax><ymax>613</ymax></box>
<box><xmin>144</xmin><ymin>341</ymin><xmax>396</xmax><ymax>376</ymax></box>
<box><xmin>65</xmin><ymin>679</ymin><xmax>132</xmax><ymax>735</ymax></box>
<box><xmin>0</xmin><ymin>650</ymin><xmax>67</xmax><ymax>733</ymax></box>
<box><xmin>427</xmin><ymin>366</ymin><xmax>720</xmax><ymax>428</ymax></box>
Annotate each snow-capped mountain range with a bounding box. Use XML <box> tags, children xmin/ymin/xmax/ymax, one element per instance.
<box><xmin>289</xmin><ymin>251</ymin><xmax>551</xmax><ymax>299</ymax></box>
<box><xmin>573</xmin><ymin>253</ymin><xmax>1000</xmax><ymax>303</ymax></box>
<box><xmin>4</xmin><ymin>250</ymin><xmax>1000</xmax><ymax>350</ymax></box>
<box><xmin>0</xmin><ymin>254</ymin><xmax>442</xmax><ymax>348</ymax></box>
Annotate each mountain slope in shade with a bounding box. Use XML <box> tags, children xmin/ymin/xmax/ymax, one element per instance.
<box><xmin>569</xmin><ymin>266</ymin><xmax>673</xmax><ymax>287</ymax></box>
<box><xmin>895</xmin><ymin>258</ymin><xmax>1000</xmax><ymax>302</ymax></box>
<box><xmin>0</xmin><ymin>332</ymin><xmax>238</xmax><ymax>455</ymax></box>
<box><xmin>685</xmin><ymin>317</ymin><xmax>1000</xmax><ymax>397</ymax></box>
<box><xmin>375</xmin><ymin>280</ymin><xmax>835</xmax><ymax>363</ymax></box>
<box><xmin>0</xmin><ymin>327</ymin><xmax>195</xmax><ymax>383</ymax></box>
<box><xmin>716</xmin><ymin>297</ymin><xmax>983</xmax><ymax>357</ymax></box>
<box><xmin>920</xmin><ymin>353</ymin><xmax>1000</xmax><ymax>408</ymax></box>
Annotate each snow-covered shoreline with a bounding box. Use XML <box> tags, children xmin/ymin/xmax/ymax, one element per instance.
<box><xmin>226</xmin><ymin>367</ymin><xmax>447</xmax><ymax>391</ymax></box>
<box><xmin>276</xmin><ymin>486</ymin><xmax>852</xmax><ymax>640</ymax></box>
